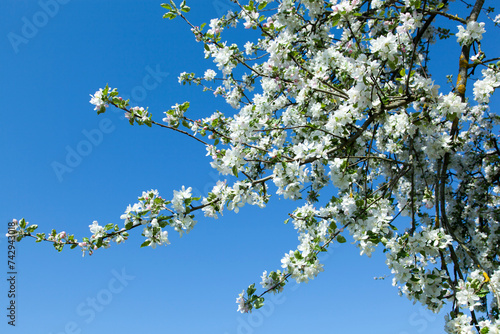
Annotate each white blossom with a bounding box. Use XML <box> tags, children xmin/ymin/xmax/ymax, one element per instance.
<box><xmin>204</xmin><ymin>69</ymin><xmax>217</xmax><ymax>81</ymax></box>
<box><xmin>456</xmin><ymin>21</ymin><xmax>485</xmax><ymax>46</ymax></box>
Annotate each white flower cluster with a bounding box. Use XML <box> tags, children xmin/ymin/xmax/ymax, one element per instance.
<box><xmin>89</xmin><ymin>221</ymin><xmax>106</xmax><ymax>239</ymax></box>
<box><xmin>456</xmin><ymin>21</ymin><xmax>486</xmax><ymax>46</ymax></box>
<box><xmin>495</xmin><ymin>14</ymin><xmax>500</xmax><ymax>25</ymax></box>
<box><xmin>281</xmin><ymin>250</ymin><xmax>324</xmax><ymax>283</ymax></box>
<box><xmin>385</xmin><ymin>227</ymin><xmax>452</xmax><ymax>312</ymax></box>
<box><xmin>477</xmin><ymin>320</ymin><xmax>500</xmax><ymax>334</ymax></box>
<box><xmin>445</xmin><ymin>314</ymin><xmax>475</xmax><ymax>334</ymax></box>
<box><xmin>236</xmin><ymin>290</ymin><xmax>251</xmax><ymax>313</ymax></box>
<box><xmin>207</xmin><ymin>18</ymin><xmax>222</xmax><ymax>36</ymax></box>
<box><xmin>121</xmin><ymin>190</ymin><xmax>166</xmax><ymax>226</ymax></box>
<box><xmin>349</xmin><ymin>199</ymin><xmax>393</xmax><ymax>257</ymax></box>
<box><xmin>456</xmin><ymin>279</ymin><xmax>481</xmax><ymax>311</ymax></box>
<box><xmin>473</xmin><ymin>67</ymin><xmax>500</xmax><ymax>103</ymax></box>
<box><xmin>260</xmin><ymin>270</ymin><xmax>285</xmax><ymax>293</ymax></box>
<box><xmin>446</xmin><ymin>310</ymin><xmax>500</xmax><ymax>334</ymax></box>
<box><xmin>89</xmin><ymin>88</ymin><xmax>108</xmax><ymax>111</ymax></box>
<box><xmin>204</xmin><ymin>42</ymin><xmax>237</xmax><ymax>75</ymax></box>
<box><xmin>172</xmin><ymin>186</ymin><xmax>192</xmax><ymax>213</ymax></box>
<box><xmin>118</xmin><ymin>190</ymin><xmax>174</xmax><ymax>248</ymax></box>
<box><xmin>162</xmin><ymin>102</ymin><xmax>189</xmax><ymax>127</ymax></box>
<box><xmin>126</xmin><ymin>106</ymin><xmax>150</xmax><ymax>124</ymax></box>
<box><xmin>242</xmin><ymin>10</ymin><xmax>259</xmax><ymax>29</ymax></box>
<box><xmin>370</xmin><ymin>33</ymin><xmax>399</xmax><ymax>62</ymax></box>
<box><xmin>170</xmin><ymin>186</ymin><xmax>197</xmax><ymax>237</ymax></box>
<box><xmin>438</xmin><ymin>93</ymin><xmax>467</xmax><ymax>119</ymax></box>
<box><xmin>203</xmin><ymin>69</ymin><xmax>216</xmax><ymax>81</ymax></box>
<box><xmin>143</xmin><ymin>226</ymin><xmax>170</xmax><ymax>249</ymax></box>
<box><xmin>273</xmin><ymin>162</ymin><xmax>308</xmax><ymax>200</ymax></box>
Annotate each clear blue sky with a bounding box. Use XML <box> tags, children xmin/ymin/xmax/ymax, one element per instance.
<box><xmin>1</xmin><ymin>1</ymin><xmax>498</xmax><ymax>333</ymax></box>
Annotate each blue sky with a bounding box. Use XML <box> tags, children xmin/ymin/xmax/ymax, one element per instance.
<box><xmin>1</xmin><ymin>1</ymin><xmax>498</xmax><ymax>333</ymax></box>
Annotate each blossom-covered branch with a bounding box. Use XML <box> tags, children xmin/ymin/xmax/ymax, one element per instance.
<box><xmin>14</xmin><ymin>0</ymin><xmax>500</xmax><ymax>332</ymax></box>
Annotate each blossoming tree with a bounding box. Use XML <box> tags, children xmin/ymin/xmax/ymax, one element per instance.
<box><xmin>8</xmin><ymin>0</ymin><xmax>500</xmax><ymax>332</ymax></box>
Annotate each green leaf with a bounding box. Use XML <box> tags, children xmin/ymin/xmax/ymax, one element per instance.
<box><xmin>161</xmin><ymin>3</ymin><xmax>172</xmax><ymax>9</ymax></box>
<box><xmin>247</xmin><ymin>283</ymin><xmax>256</xmax><ymax>296</ymax></box>
<box><xmin>27</xmin><ymin>224</ymin><xmax>38</xmax><ymax>233</ymax></box>
<box><xmin>254</xmin><ymin>297</ymin><xmax>265</xmax><ymax>309</ymax></box>
<box><xmin>103</xmin><ymin>84</ymin><xmax>109</xmax><ymax>96</ymax></box>
<box><xmin>163</xmin><ymin>12</ymin><xmax>177</xmax><ymax>19</ymax></box>
<box><xmin>337</xmin><ymin>235</ymin><xmax>346</xmax><ymax>243</ymax></box>
<box><xmin>140</xmin><ymin>240</ymin><xmax>151</xmax><ymax>248</ymax></box>
<box><xmin>331</xmin><ymin>14</ymin><xmax>340</xmax><ymax>27</ymax></box>
<box><xmin>477</xmin><ymin>288</ymin><xmax>490</xmax><ymax>298</ymax></box>
<box><xmin>480</xmin><ymin>326</ymin><xmax>490</xmax><ymax>334</ymax></box>
<box><xmin>53</xmin><ymin>242</ymin><xmax>64</xmax><ymax>252</ymax></box>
